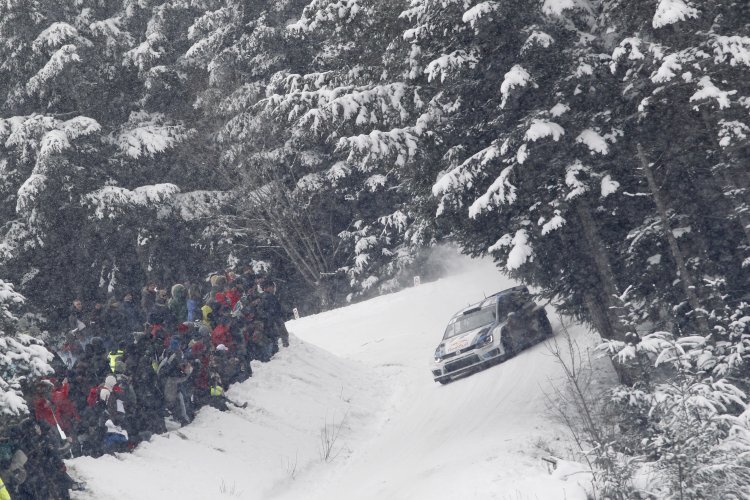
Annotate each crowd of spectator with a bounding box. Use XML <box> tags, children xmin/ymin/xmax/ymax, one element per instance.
<box><xmin>0</xmin><ymin>268</ymin><xmax>291</xmax><ymax>500</ymax></box>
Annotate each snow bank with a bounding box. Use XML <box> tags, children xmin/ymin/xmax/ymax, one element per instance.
<box><xmin>69</xmin><ymin>340</ymin><xmax>385</xmax><ymax>500</ymax></box>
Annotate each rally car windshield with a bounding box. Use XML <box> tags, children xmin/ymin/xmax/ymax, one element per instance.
<box><xmin>443</xmin><ymin>307</ymin><xmax>495</xmax><ymax>339</ymax></box>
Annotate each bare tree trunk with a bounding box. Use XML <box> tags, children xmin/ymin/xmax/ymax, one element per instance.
<box><xmin>575</xmin><ymin>203</ymin><xmax>620</xmax><ymax>301</ymax></box>
<box><xmin>575</xmin><ymin>201</ymin><xmax>625</xmax><ymax>339</ymax></box>
<box><xmin>244</xmin><ymin>180</ymin><xmax>337</xmax><ymax>306</ymax></box>
<box><xmin>636</xmin><ymin>143</ymin><xmax>710</xmax><ymax>332</ymax></box>
<box><xmin>583</xmin><ymin>293</ymin><xmax>614</xmax><ymax>340</ymax></box>
<box><xmin>575</xmin><ymin>205</ymin><xmax>638</xmax><ymax>385</ymax></box>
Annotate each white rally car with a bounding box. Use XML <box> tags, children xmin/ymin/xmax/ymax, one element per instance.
<box><xmin>430</xmin><ymin>286</ymin><xmax>552</xmax><ymax>384</ymax></box>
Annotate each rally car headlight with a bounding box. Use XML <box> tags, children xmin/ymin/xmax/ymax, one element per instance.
<box><xmin>474</xmin><ymin>331</ymin><xmax>493</xmax><ymax>347</ymax></box>
<box><xmin>434</xmin><ymin>345</ymin><xmax>445</xmax><ymax>362</ymax></box>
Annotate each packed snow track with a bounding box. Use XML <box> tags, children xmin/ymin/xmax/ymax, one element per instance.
<box><xmin>69</xmin><ymin>254</ymin><xmax>603</xmax><ymax>499</ymax></box>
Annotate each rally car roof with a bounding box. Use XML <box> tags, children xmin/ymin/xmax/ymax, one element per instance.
<box><xmin>453</xmin><ymin>285</ymin><xmax>529</xmax><ymax>318</ymax></box>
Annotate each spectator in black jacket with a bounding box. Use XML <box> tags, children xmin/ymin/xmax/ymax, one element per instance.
<box><xmin>10</xmin><ymin>419</ymin><xmax>74</xmax><ymax>500</ymax></box>
<box><xmin>67</xmin><ymin>299</ymin><xmax>85</xmax><ymax>333</ymax></box>
<box><xmin>148</xmin><ymin>289</ymin><xmax>176</xmax><ymax>330</ymax></box>
<box><xmin>121</xmin><ymin>291</ymin><xmax>142</xmax><ymax>333</ymax></box>
<box><xmin>257</xmin><ymin>280</ymin><xmax>290</xmax><ymax>348</ymax></box>
<box><xmin>140</xmin><ymin>281</ymin><xmax>157</xmax><ymax>318</ymax></box>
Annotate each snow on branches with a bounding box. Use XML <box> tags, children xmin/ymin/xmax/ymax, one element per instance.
<box><xmin>89</xmin><ymin>17</ymin><xmax>135</xmax><ymax>54</ymax></box>
<box><xmin>184</xmin><ymin>7</ymin><xmax>236</xmax><ymax>67</ymax></box>
<box><xmin>709</xmin><ymin>35</ymin><xmax>750</xmax><ymax>67</ymax></box>
<box><xmin>1</xmin><ymin>114</ymin><xmax>100</xmax><ymax>157</ymax></box>
<box><xmin>575</xmin><ymin>129</ymin><xmax>609</xmax><ymax>154</ymax></box>
<box><xmin>541</xmin><ymin>0</ymin><xmax>581</xmax><ymax>16</ymax></box>
<box><xmin>0</xmin><ymin>282</ymin><xmax>53</xmax><ymax>417</ymax></box>
<box><xmin>432</xmin><ymin>144</ymin><xmax>500</xmax><ymax>198</ymax></box>
<box><xmin>337</xmin><ymin>128</ymin><xmax>419</xmax><ymax>170</ymax></box>
<box><xmin>505</xmin><ymin>228</ymin><xmax>534</xmax><ymax>270</ymax></box>
<box><xmin>690</xmin><ymin>76</ymin><xmax>737</xmax><ymax>110</ymax></box>
<box><xmin>26</xmin><ymin>44</ymin><xmax>80</xmax><ymax>95</ymax></box>
<box><xmin>598</xmin><ymin>325</ymin><xmax>750</xmax><ymax>497</ymax></box>
<box><xmin>61</xmin><ymin>116</ymin><xmax>101</xmax><ymax>140</ymax></box>
<box><xmin>38</xmin><ymin>130</ymin><xmax>70</xmax><ymax>158</ymax></box>
<box><xmin>15</xmin><ymin>174</ymin><xmax>47</xmax><ymax>217</ymax></box>
<box><xmin>500</xmin><ymin>65</ymin><xmax>535</xmax><ymax>108</ymax></box>
<box><xmin>524</xmin><ymin>119</ymin><xmax>565</xmax><ymax>142</ymax></box>
<box><xmin>521</xmin><ymin>30</ymin><xmax>555</xmax><ymax>54</ymax></box>
<box><xmin>289</xmin><ymin>0</ymin><xmax>369</xmax><ymax>33</ymax></box>
<box><xmin>462</xmin><ymin>2</ymin><xmax>501</xmax><ymax>30</ymax></box>
<box><xmin>564</xmin><ymin>161</ymin><xmax>591</xmax><ymax>200</ymax></box>
<box><xmin>84</xmin><ymin>183</ymin><xmax>180</xmax><ymax>219</ymax></box>
<box><xmin>540</xmin><ymin>212</ymin><xmax>566</xmax><ymax>235</ymax></box>
<box><xmin>263</xmin><ymin>81</ymin><xmax>416</xmax><ymax>135</ymax></box>
<box><xmin>652</xmin><ymin>0</ymin><xmax>699</xmax><ymax>29</ymax></box>
<box><xmin>0</xmin><ymin>280</ymin><xmax>24</xmax><ymax>325</ymax></box>
<box><xmin>468</xmin><ymin>165</ymin><xmax>516</xmax><ymax>217</ymax></box>
<box><xmin>485</xmin><ymin>228</ymin><xmax>535</xmax><ymax>270</ymax></box>
<box><xmin>113</xmin><ymin>111</ymin><xmax>194</xmax><ymax>159</ymax></box>
<box><xmin>0</xmin><ymin>332</ymin><xmax>54</xmax><ymax>417</ymax></box>
<box><xmin>32</xmin><ymin>22</ymin><xmax>80</xmax><ymax>52</ymax></box>
<box><xmin>425</xmin><ymin>50</ymin><xmax>478</xmax><ymax>83</ymax></box>
<box><xmin>717</xmin><ymin>120</ymin><xmax>750</xmax><ymax>148</ymax></box>
<box><xmin>123</xmin><ymin>33</ymin><xmax>166</xmax><ymax>72</ymax></box>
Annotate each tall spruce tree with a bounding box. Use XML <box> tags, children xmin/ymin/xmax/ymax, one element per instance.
<box><xmin>184</xmin><ymin>0</ymin><xmax>439</xmax><ymax>306</ymax></box>
<box><xmin>0</xmin><ymin>1</ymin><xmax>228</xmax><ymax>324</ymax></box>
<box><xmin>602</xmin><ymin>0</ymin><xmax>749</xmax><ymax>334</ymax></box>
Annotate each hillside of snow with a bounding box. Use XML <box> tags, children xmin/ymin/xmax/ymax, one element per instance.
<box><xmin>69</xmin><ymin>253</ymin><xmax>612</xmax><ymax>499</ymax></box>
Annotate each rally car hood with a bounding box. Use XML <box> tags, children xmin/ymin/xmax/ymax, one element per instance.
<box><xmin>441</xmin><ymin>325</ymin><xmax>489</xmax><ymax>354</ymax></box>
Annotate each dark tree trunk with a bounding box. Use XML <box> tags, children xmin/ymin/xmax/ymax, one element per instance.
<box><xmin>636</xmin><ymin>143</ymin><xmax>710</xmax><ymax>333</ymax></box>
<box><xmin>575</xmin><ymin>200</ymin><xmax>625</xmax><ymax>341</ymax></box>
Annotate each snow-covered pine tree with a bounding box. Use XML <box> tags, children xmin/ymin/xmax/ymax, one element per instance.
<box><xmin>185</xmin><ymin>0</ymin><xmax>435</xmax><ymax>305</ymax></box>
<box><xmin>182</xmin><ymin>0</ymin><xmax>339</xmax><ymax>306</ymax></box>
<box><xmin>599</xmin><ymin>327</ymin><xmax>750</xmax><ymax>498</ymax></box>
<box><xmin>83</xmin><ymin>1</ymin><xmax>231</xmax><ymax>288</ymax></box>
<box><xmin>0</xmin><ymin>1</ymin><xmax>229</xmax><ymax>321</ymax></box>
<box><xmin>0</xmin><ymin>279</ymin><xmax>53</xmax><ymax>421</ymax></box>
<box><xmin>0</xmin><ymin>1</ymin><xmax>79</xmax><ymax>114</ymax></box>
<box><xmin>271</xmin><ymin>0</ymin><xmax>434</xmax><ymax>299</ymax></box>
<box><xmin>604</xmin><ymin>0</ymin><xmax>749</xmax><ymax>334</ymax></box>
<box><xmin>413</xmin><ymin>0</ymin><xmax>640</xmax><ymax>348</ymax></box>
<box><xmin>421</xmin><ymin>0</ymin><xmax>748</xmax><ymax>361</ymax></box>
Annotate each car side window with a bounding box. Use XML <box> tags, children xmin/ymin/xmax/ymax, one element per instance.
<box><xmin>509</xmin><ymin>291</ymin><xmax>532</xmax><ymax>312</ymax></box>
<box><xmin>496</xmin><ymin>295</ymin><xmax>513</xmax><ymax>320</ymax></box>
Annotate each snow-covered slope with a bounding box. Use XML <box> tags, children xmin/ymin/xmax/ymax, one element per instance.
<box><xmin>70</xmin><ymin>253</ymin><xmax>607</xmax><ymax>499</ymax></box>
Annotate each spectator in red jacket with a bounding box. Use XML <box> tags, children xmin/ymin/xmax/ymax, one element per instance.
<box><xmin>211</xmin><ymin>321</ymin><xmax>232</xmax><ymax>350</ymax></box>
<box><xmin>216</xmin><ymin>285</ymin><xmax>242</xmax><ymax>309</ymax></box>
<box><xmin>33</xmin><ymin>378</ymin><xmax>79</xmax><ymax>436</ymax></box>
<box><xmin>32</xmin><ymin>380</ymin><xmax>56</xmax><ymax>429</ymax></box>
<box><xmin>50</xmin><ymin>378</ymin><xmax>80</xmax><ymax>433</ymax></box>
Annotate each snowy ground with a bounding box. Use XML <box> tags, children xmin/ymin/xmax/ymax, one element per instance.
<box><xmin>68</xmin><ymin>253</ymin><xmax>612</xmax><ymax>500</ymax></box>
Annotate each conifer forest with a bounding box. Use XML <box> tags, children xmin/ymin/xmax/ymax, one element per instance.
<box><xmin>1</xmin><ymin>0</ymin><xmax>749</xmax><ymax>498</ymax></box>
